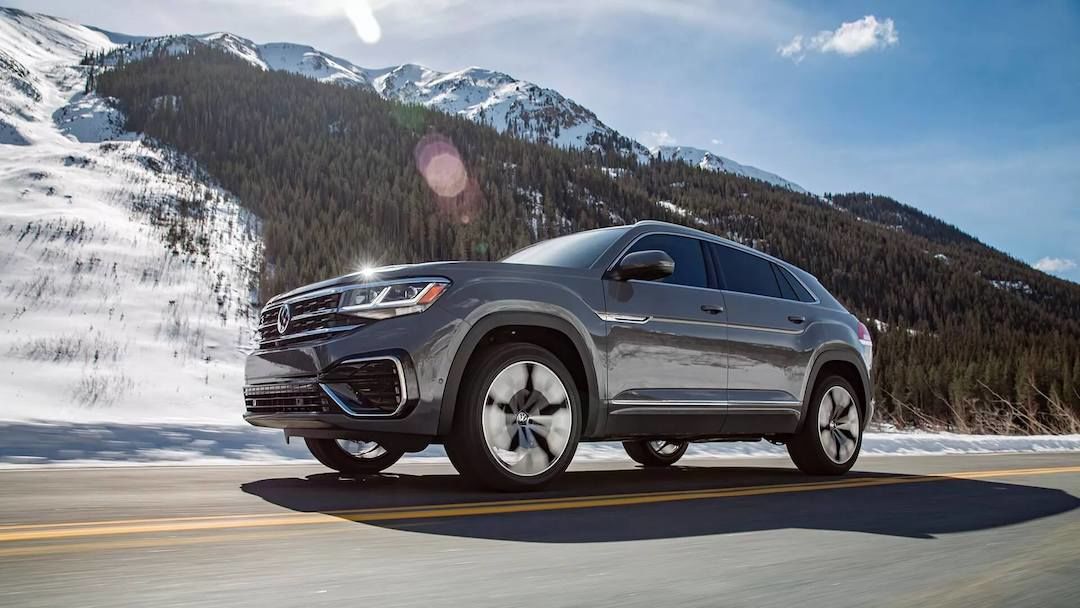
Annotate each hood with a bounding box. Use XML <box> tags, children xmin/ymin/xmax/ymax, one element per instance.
<box><xmin>265</xmin><ymin>260</ymin><xmax>593</xmax><ymax>305</ymax></box>
<box><xmin>265</xmin><ymin>261</ymin><xmax>454</xmax><ymax>304</ymax></box>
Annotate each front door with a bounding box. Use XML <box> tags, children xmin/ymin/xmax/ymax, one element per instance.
<box><xmin>602</xmin><ymin>234</ymin><xmax>729</xmax><ymax>436</ymax></box>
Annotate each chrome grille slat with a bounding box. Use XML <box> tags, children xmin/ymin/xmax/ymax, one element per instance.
<box><xmin>256</xmin><ymin>291</ymin><xmax>348</xmax><ymax>348</ymax></box>
<box><xmin>256</xmin><ymin>324</ymin><xmax>361</xmax><ymax>348</ymax></box>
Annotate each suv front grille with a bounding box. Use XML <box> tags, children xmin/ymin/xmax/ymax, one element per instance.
<box><xmin>244</xmin><ymin>382</ymin><xmax>332</xmax><ymax>414</ymax></box>
<box><xmin>256</xmin><ymin>291</ymin><xmax>360</xmax><ymax>348</ymax></box>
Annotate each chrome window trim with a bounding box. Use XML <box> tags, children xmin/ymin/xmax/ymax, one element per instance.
<box><xmin>319</xmin><ymin>355</ymin><xmax>409</xmax><ymax>418</ymax></box>
<box><xmin>600</xmin><ymin>228</ymin><xmax>821</xmax><ymax>304</ymax></box>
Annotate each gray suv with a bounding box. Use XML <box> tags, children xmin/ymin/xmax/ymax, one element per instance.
<box><xmin>244</xmin><ymin>221</ymin><xmax>874</xmax><ymax>491</ymax></box>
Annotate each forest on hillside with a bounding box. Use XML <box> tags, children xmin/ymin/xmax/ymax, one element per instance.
<box><xmin>96</xmin><ymin>48</ymin><xmax>1080</xmax><ymax>433</ymax></box>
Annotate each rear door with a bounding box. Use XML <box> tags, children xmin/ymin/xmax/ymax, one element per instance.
<box><xmin>602</xmin><ymin>234</ymin><xmax>729</xmax><ymax>436</ymax></box>
<box><xmin>707</xmin><ymin>242</ymin><xmax>815</xmax><ymax>433</ymax></box>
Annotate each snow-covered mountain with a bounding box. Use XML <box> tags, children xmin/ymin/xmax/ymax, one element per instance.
<box><xmin>90</xmin><ymin>21</ymin><xmax>803</xmax><ymax>189</ymax></box>
<box><xmin>0</xmin><ymin>7</ymin><xmax>260</xmax><ymax>424</ymax></box>
<box><xmin>100</xmin><ymin>31</ymin><xmax>650</xmax><ymax>158</ymax></box>
<box><xmin>653</xmin><ymin>145</ymin><xmax>807</xmax><ymax>193</ymax></box>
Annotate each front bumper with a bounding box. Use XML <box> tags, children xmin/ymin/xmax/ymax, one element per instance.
<box><xmin>242</xmin><ymin>307</ymin><xmax>466</xmax><ymax>441</ymax></box>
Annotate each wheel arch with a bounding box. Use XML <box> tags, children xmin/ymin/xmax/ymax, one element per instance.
<box><xmin>437</xmin><ymin>312</ymin><xmax>601</xmax><ymax>438</ymax></box>
<box><xmin>795</xmin><ymin>347</ymin><xmax>872</xmax><ymax>433</ymax></box>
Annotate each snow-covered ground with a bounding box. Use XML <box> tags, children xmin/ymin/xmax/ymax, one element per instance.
<box><xmin>1</xmin><ymin>422</ymin><xmax>1078</xmax><ymax>468</ymax></box>
<box><xmin>0</xmin><ymin>7</ymin><xmax>260</xmax><ymax>425</ymax></box>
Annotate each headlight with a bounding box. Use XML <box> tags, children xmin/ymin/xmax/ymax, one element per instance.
<box><xmin>339</xmin><ymin>278</ymin><xmax>450</xmax><ymax>320</ymax></box>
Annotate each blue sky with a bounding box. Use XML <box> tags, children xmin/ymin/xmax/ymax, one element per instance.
<box><xmin>15</xmin><ymin>0</ymin><xmax>1080</xmax><ymax>281</ymax></box>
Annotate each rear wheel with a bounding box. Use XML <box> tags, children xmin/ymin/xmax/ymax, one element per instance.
<box><xmin>787</xmin><ymin>376</ymin><xmax>863</xmax><ymax>475</ymax></box>
<box><xmin>623</xmin><ymin>440</ymin><xmax>688</xmax><ymax>467</ymax></box>
<box><xmin>444</xmin><ymin>343</ymin><xmax>581</xmax><ymax>492</ymax></box>
<box><xmin>304</xmin><ymin>438</ymin><xmax>404</xmax><ymax>475</ymax></box>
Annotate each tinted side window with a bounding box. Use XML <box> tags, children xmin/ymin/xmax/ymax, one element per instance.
<box><xmin>778</xmin><ymin>266</ymin><xmax>816</xmax><ymax>302</ymax></box>
<box><xmin>711</xmin><ymin>244</ymin><xmax>781</xmax><ymax>298</ymax></box>
<box><xmin>772</xmin><ymin>263</ymin><xmax>799</xmax><ymax>300</ymax></box>
<box><xmin>625</xmin><ymin>234</ymin><xmax>707</xmax><ymax>288</ymax></box>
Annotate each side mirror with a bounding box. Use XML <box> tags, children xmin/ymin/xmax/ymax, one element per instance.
<box><xmin>609</xmin><ymin>250</ymin><xmax>675</xmax><ymax>282</ymax></box>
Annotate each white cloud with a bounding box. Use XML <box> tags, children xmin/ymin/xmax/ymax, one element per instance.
<box><xmin>779</xmin><ymin>15</ymin><xmax>898</xmax><ymax>62</ymax></box>
<box><xmin>710</xmin><ymin>138</ymin><xmax>723</xmax><ymax>145</ymax></box>
<box><xmin>641</xmin><ymin>130</ymin><xmax>677</xmax><ymax>148</ymax></box>
<box><xmin>777</xmin><ymin>35</ymin><xmax>805</xmax><ymax>61</ymax></box>
<box><xmin>1033</xmin><ymin>257</ymin><xmax>1077</xmax><ymax>274</ymax></box>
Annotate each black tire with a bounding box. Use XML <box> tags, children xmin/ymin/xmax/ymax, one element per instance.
<box><xmin>623</xmin><ymin>440</ymin><xmax>688</xmax><ymax>467</ymax></box>
<box><xmin>444</xmin><ymin>342</ymin><xmax>582</xmax><ymax>492</ymax></box>
<box><xmin>304</xmin><ymin>438</ymin><xmax>404</xmax><ymax>475</ymax></box>
<box><xmin>787</xmin><ymin>375</ymin><xmax>863</xmax><ymax>475</ymax></box>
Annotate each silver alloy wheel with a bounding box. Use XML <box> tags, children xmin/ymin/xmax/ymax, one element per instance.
<box><xmin>818</xmin><ymin>385</ymin><xmax>860</xmax><ymax>464</ymax></box>
<box><xmin>482</xmin><ymin>360</ymin><xmax>573</xmax><ymax>477</ymax></box>
<box><xmin>648</xmin><ymin>440</ymin><xmax>683</xmax><ymax>456</ymax></box>
<box><xmin>335</xmin><ymin>439</ymin><xmax>387</xmax><ymax>460</ymax></box>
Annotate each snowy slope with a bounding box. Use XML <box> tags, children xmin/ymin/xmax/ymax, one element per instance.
<box><xmin>370</xmin><ymin>64</ymin><xmax>646</xmax><ymax>153</ymax></box>
<box><xmin>654</xmin><ymin>145</ymin><xmax>807</xmax><ymax>193</ymax></box>
<box><xmin>0</xmin><ymin>7</ymin><xmax>261</xmax><ymax>424</ymax></box>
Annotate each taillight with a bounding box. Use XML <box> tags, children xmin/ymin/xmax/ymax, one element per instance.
<box><xmin>857</xmin><ymin>321</ymin><xmax>873</xmax><ymax>370</ymax></box>
<box><xmin>857</xmin><ymin>321</ymin><xmax>872</xmax><ymax>344</ymax></box>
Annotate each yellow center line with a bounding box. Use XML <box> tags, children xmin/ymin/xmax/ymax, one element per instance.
<box><xmin>1</xmin><ymin>465</ymin><xmax>1077</xmax><ymax>544</ymax></box>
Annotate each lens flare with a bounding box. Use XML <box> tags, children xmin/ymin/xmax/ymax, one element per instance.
<box><xmin>343</xmin><ymin>1</ymin><xmax>381</xmax><ymax>44</ymax></box>
<box><xmin>415</xmin><ymin>134</ymin><xmax>468</xmax><ymax>199</ymax></box>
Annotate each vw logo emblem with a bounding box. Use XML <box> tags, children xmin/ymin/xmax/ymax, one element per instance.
<box><xmin>276</xmin><ymin>304</ymin><xmax>292</xmax><ymax>335</ymax></box>
<box><xmin>516</xmin><ymin>411</ymin><xmax>530</xmax><ymax>425</ymax></box>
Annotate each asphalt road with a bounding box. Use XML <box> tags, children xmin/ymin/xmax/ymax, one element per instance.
<box><xmin>2</xmin><ymin>453</ymin><xmax>1079</xmax><ymax>608</ymax></box>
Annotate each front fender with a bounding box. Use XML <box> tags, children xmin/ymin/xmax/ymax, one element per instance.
<box><xmin>435</xmin><ymin>292</ymin><xmax>605</xmax><ymax>438</ymax></box>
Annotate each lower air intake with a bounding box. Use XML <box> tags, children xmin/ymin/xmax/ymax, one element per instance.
<box><xmin>244</xmin><ymin>383</ymin><xmax>331</xmax><ymax>414</ymax></box>
<box><xmin>320</xmin><ymin>357</ymin><xmax>406</xmax><ymax>416</ymax></box>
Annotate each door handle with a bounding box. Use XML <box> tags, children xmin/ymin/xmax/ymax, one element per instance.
<box><xmin>787</xmin><ymin>315</ymin><xmax>806</xmax><ymax>324</ymax></box>
<box><xmin>701</xmin><ymin>304</ymin><xmax>724</xmax><ymax>315</ymax></box>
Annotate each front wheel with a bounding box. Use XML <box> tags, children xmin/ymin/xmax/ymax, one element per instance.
<box><xmin>304</xmin><ymin>438</ymin><xmax>404</xmax><ymax>475</ymax></box>
<box><xmin>787</xmin><ymin>376</ymin><xmax>863</xmax><ymax>475</ymax></box>
<box><xmin>623</xmin><ymin>440</ymin><xmax>688</xmax><ymax>467</ymax></box>
<box><xmin>444</xmin><ymin>343</ymin><xmax>582</xmax><ymax>492</ymax></box>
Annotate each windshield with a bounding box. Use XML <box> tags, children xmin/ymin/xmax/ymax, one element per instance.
<box><xmin>501</xmin><ymin>226</ymin><xmax>630</xmax><ymax>268</ymax></box>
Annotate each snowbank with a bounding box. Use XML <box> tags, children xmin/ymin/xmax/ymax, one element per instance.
<box><xmin>2</xmin><ymin>422</ymin><xmax>1078</xmax><ymax>468</ymax></box>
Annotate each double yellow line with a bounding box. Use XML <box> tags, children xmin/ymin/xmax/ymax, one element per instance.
<box><xmin>2</xmin><ymin>465</ymin><xmax>1078</xmax><ymax>546</ymax></box>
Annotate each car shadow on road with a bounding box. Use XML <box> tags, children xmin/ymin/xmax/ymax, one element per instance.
<box><xmin>240</xmin><ymin>464</ymin><xmax>1080</xmax><ymax>543</ymax></box>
